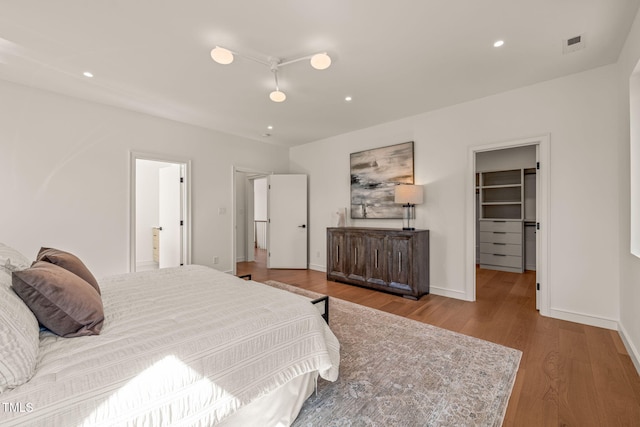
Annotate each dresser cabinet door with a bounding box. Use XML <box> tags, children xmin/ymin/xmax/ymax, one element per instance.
<box><xmin>347</xmin><ymin>232</ymin><xmax>367</xmax><ymax>282</ymax></box>
<box><xmin>366</xmin><ymin>234</ymin><xmax>387</xmax><ymax>287</ymax></box>
<box><xmin>327</xmin><ymin>230</ymin><xmax>347</xmax><ymax>280</ymax></box>
<box><xmin>387</xmin><ymin>235</ymin><xmax>412</xmax><ymax>291</ymax></box>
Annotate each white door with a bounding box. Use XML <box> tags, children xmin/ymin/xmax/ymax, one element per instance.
<box><xmin>267</xmin><ymin>174</ymin><xmax>308</xmax><ymax>269</ymax></box>
<box><xmin>535</xmin><ymin>146</ymin><xmax>540</xmax><ymax>310</ymax></box>
<box><xmin>159</xmin><ymin>164</ymin><xmax>182</xmax><ymax>268</ymax></box>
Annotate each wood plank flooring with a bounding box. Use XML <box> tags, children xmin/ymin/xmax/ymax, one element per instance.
<box><xmin>237</xmin><ymin>250</ymin><xmax>640</xmax><ymax>426</ymax></box>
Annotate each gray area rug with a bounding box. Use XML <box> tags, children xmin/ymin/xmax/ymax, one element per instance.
<box><xmin>264</xmin><ymin>280</ymin><xmax>522</xmax><ymax>427</ymax></box>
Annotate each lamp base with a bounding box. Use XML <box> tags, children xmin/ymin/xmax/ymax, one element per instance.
<box><xmin>401</xmin><ymin>204</ymin><xmax>416</xmax><ymax>230</ymax></box>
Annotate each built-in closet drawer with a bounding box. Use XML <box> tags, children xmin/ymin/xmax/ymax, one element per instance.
<box><xmin>479</xmin><ymin>220</ymin><xmax>522</xmax><ymax>233</ymax></box>
<box><xmin>479</xmin><ymin>219</ymin><xmax>523</xmax><ymax>273</ymax></box>
<box><xmin>479</xmin><ymin>242</ymin><xmax>521</xmax><ymax>256</ymax></box>
<box><xmin>479</xmin><ymin>231</ymin><xmax>522</xmax><ymax>245</ymax></box>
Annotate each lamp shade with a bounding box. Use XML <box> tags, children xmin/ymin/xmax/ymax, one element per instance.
<box><xmin>394</xmin><ymin>185</ymin><xmax>424</xmax><ymax>205</ymax></box>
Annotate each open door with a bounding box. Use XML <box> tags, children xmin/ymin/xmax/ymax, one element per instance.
<box><xmin>158</xmin><ymin>164</ymin><xmax>183</xmax><ymax>268</ymax></box>
<box><xmin>535</xmin><ymin>145</ymin><xmax>540</xmax><ymax>310</ymax></box>
<box><xmin>267</xmin><ymin>174</ymin><xmax>308</xmax><ymax>269</ymax></box>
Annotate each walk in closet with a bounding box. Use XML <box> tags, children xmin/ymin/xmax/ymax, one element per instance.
<box><xmin>475</xmin><ymin>146</ymin><xmax>537</xmax><ymax>273</ymax></box>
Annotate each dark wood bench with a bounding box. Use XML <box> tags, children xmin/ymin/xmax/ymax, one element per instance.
<box><xmin>236</xmin><ymin>274</ymin><xmax>329</xmax><ymax>324</ymax></box>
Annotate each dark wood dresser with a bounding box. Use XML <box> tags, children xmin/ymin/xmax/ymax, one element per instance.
<box><xmin>326</xmin><ymin>227</ymin><xmax>429</xmax><ymax>300</ymax></box>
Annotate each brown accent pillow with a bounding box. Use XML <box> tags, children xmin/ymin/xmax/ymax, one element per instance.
<box><xmin>12</xmin><ymin>261</ymin><xmax>104</xmax><ymax>337</ymax></box>
<box><xmin>36</xmin><ymin>247</ymin><xmax>100</xmax><ymax>295</ymax></box>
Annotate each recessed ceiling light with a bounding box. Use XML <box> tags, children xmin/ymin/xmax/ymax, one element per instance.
<box><xmin>493</xmin><ymin>40</ymin><xmax>504</xmax><ymax>48</ymax></box>
<box><xmin>345</xmin><ymin>96</ymin><xmax>353</xmax><ymax>102</ymax></box>
<box><xmin>267</xmin><ymin>125</ymin><xmax>273</xmax><ymax>130</ymax></box>
<box><xmin>83</xmin><ymin>71</ymin><xmax>94</xmax><ymax>78</ymax></box>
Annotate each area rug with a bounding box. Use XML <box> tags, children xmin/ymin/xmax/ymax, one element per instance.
<box><xmin>264</xmin><ymin>280</ymin><xmax>522</xmax><ymax>427</ymax></box>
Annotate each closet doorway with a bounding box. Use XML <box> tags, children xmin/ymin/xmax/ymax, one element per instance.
<box><xmin>467</xmin><ymin>135</ymin><xmax>549</xmax><ymax>315</ymax></box>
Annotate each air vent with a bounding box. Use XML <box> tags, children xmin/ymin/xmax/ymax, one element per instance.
<box><xmin>563</xmin><ymin>34</ymin><xmax>586</xmax><ymax>54</ymax></box>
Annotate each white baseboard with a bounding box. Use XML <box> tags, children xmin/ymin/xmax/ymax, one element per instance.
<box><xmin>309</xmin><ymin>263</ymin><xmax>326</xmax><ymax>273</ymax></box>
<box><xmin>547</xmin><ymin>306</ymin><xmax>619</xmax><ymax>331</ymax></box>
<box><xmin>617</xmin><ymin>323</ymin><xmax>640</xmax><ymax>375</ymax></box>
<box><xmin>236</xmin><ymin>256</ymin><xmax>246</xmax><ymax>262</ymax></box>
<box><xmin>429</xmin><ymin>286</ymin><xmax>469</xmax><ymax>300</ymax></box>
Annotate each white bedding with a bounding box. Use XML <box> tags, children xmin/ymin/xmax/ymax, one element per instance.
<box><xmin>0</xmin><ymin>265</ymin><xmax>340</xmax><ymax>426</ymax></box>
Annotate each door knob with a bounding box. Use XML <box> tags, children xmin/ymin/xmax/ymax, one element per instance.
<box><xmin>298</xmin><ymin>224</ymin><xmax>306</xmax><ymax>228</ymax></box>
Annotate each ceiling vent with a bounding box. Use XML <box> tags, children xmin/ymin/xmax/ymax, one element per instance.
<box><xmin>563</xmin><ymin>34</ymin><xmax>586</xmax><ymax>54</ymax></box>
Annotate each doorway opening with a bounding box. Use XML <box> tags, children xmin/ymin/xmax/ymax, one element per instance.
<box><xmin>232</xmin><ymin>168</ymin><xmax>309</xmax><ymax>275</ymax></box>
<box><xmin>130</xmin><ymin>153</ymin><xmax>191</xmax><ymax>272</ymax></box>
<box><xmin>467</xmin><ymin>135</ymin><xmax>549</xmax><ymax>315</ymax></box>
<box><xmin>232</xmin><ymin>167</ymin><xmax>269</xmax><ymax>276</ymax></box>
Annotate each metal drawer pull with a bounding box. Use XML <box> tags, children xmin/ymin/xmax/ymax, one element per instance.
<box><xmin>399</xmin><ymin>252</ymin><xmax>402</xmax><ymax>272</ymax></box>
<box><xmin>493</xmin><ymin>243</ymin><xmax>506</xmax><ymax>245</ymax></box>
<box><xmin>493</xmin><ymin>254</ymin><xmax>507</xmax><ymax>257</ymax></box>
<box><xmin>493</xmin><ymin>220</ymin><xmax>507</xmax><ymax>223</ymax></box>
<box><xmin>375</xmin><ymin>249</ymin><xmax>379</xmax><ymax>268</ymax></box>
<box><xmin>355</xmin><ymin>247</ymin><xmax>358</xmax><ymax>264</ymax></box>
<box><xmin>493</xmin><ymin>231</ymin><xmax>507</xmax><ymax>234</ymax></box>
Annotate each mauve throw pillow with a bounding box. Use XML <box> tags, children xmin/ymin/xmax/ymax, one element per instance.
<box><xmin>12</xmin><ymin>261</ymin><xmax>104</xmax><ymax>338</ymax></box>
<box><xmin>36</xmin><ymin>247</ymin><xmax>101</xmax><ymax>295</ymax></box>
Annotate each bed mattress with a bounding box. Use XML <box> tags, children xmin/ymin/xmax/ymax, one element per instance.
<box><xmin>1</xmin><ymin>265</ymin><xmax>340</xmax><ymax>426</ymax></box>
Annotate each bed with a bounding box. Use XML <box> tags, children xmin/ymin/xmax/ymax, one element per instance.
<box><xmin>0</xmin><ymin>244</ymin><xmax>340</xmax><ymax>426</ymax></box>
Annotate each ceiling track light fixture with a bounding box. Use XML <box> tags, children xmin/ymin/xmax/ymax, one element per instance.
<box><xmin>210</xmin><ymin>46</ymin><xmax>331</xmax><ymax>102</ymax></box>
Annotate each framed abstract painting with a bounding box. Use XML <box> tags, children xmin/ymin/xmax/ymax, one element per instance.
<box><xmin>350</xmin><ymin>141</ymin><xmax>414</xmax><ymax>219</ymax></box>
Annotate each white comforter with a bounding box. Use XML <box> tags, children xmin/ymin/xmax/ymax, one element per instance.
<box><xmin>1</xmin><ymin>265</ymin><xmax>340</xmax><ymax>426</ymax></box>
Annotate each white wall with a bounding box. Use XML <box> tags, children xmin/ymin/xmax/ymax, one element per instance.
<box><xmin>0</xmin><ymin>79</ymin><xmax>289</xmax><ymax>277</ymax></box>
<box><xmin>617</xmin><ymin>6</ymin><xmax>640</xmax><ymax>372</ymax></box>
<box><xmin>291</xmin><ymin>63</ymin><xmax>621</xmax><ymax>330</ymax></box>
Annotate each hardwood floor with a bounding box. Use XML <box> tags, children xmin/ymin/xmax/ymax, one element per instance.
<box><xmin>237</xmin><ymin>250</ymin><xmax>640</xmax><ymax>426</ymax></box>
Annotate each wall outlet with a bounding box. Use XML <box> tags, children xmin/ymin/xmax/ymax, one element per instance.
<box><xmin>213</xmin><ymin>256</ymin><xmax>219</xmax><ymax>264</ymax></box>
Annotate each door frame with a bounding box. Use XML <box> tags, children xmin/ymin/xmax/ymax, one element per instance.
<box><xmin>231</xmin><ymin>166</ymin><xmax>270</xmax><ymax>275</ymax></box>
<box><xmin>129</xmin><ymin>152</ymin><xmax>192</xmax><ymax>273</ymax></box>
<box><xmin>465</xmin><ymin>134</ymin><xmax>550</xmax><ymax>316</ymax></box>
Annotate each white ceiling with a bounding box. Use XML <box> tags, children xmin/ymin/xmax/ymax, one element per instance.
<box><xmin>0</xmin><ymin>1</ymin><xmax>638</xmax><ymax>147</ymax></box>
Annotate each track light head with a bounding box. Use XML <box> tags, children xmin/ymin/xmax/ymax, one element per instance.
<box><xmin>269</xmin><ymin>90</ymin><xmax>286</xmax><ymax>102</ymax></box>
<box><xmin>310</xmin><ymin>52</ymin><xmax>331</xmax><ymax>70</ymax></box>
<box><xmin>210</xmin><ymin>46</ymin><xmax>234</xmax><ymax>65</ymax></box>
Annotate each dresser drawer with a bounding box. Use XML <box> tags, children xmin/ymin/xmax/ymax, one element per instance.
<box><xmin>480</xmin><ymin>253</ymin><xmax>523</xmax><ymax>269</ymax></box>
<box><xmin>479</xmin><ymin>231</ymin><xmax>522</xmax><ymax>245</ymax></box>
<box><xmin>480</xmin><ymin>242</ymin><xmax>522</xmax><ymax>256</ymax></box>
<box><xmin>479</xmin><ymin>220</ymin><xmax>522</xmax><ymax>233</ymax></box>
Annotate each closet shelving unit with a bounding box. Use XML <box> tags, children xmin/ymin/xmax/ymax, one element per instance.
<box><xmin>478</xmin><ymin>169</ymin><xmax>524</xmax><ymax>273</ymax></box>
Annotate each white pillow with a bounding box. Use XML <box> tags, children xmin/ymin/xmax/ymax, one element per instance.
<box><xmin>0</xmin><ymin>242</ymin><xmax>31</xmax><ymax>275</ymax></box>
<box><xmin>0</xmin><ymin>273</ymin><xmax>40</xmax><ymax>392</ymax></box>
